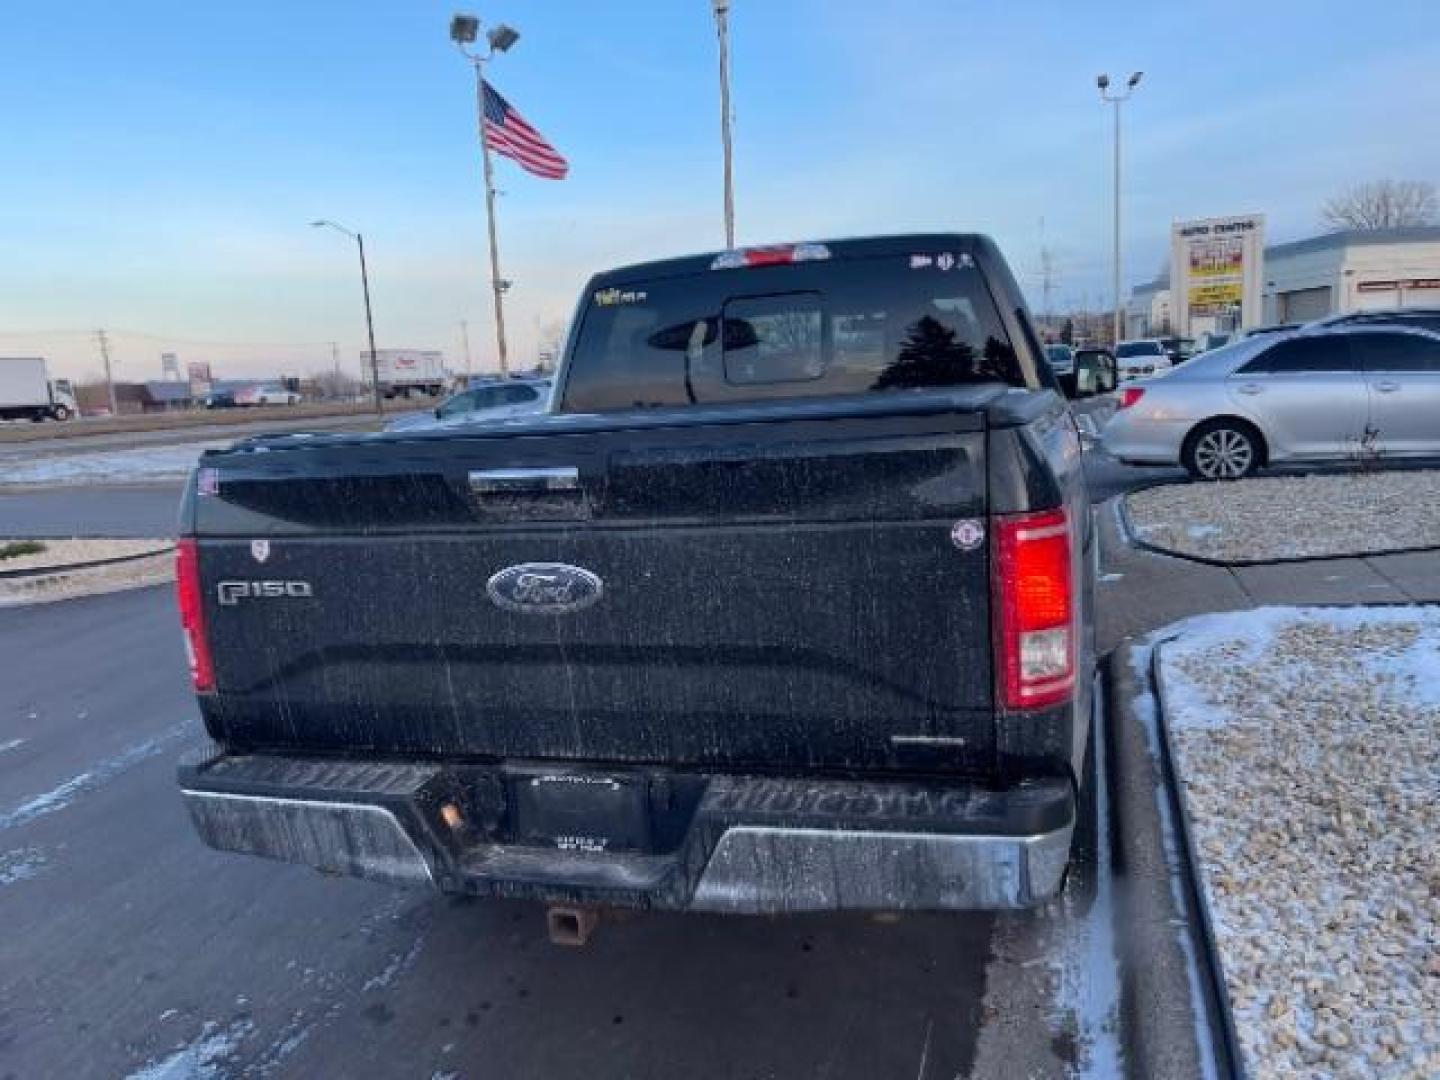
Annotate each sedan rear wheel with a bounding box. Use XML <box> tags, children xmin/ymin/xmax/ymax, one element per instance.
<box><xmin>1184</xmin><ymin>422</ymin><xmax>1260</xmax><ymax>480</ymax></box>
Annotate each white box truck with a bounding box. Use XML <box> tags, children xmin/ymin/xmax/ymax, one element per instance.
<box><xmin>0</xmin><ymin>357</ymin><xmax>77</xmax><ymax>421</ymax></box>
<box><xmin>366</xmin><ymin>349</ymin><xmax>447</xmax><ymax>399</ymax></box>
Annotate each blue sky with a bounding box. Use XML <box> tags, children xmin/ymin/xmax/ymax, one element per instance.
<box><xmin>3</xmin><ymin>0</ymin><xmax>1439</xmax><ymax>382</ymax></box>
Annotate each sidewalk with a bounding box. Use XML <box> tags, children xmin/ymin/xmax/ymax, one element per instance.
<box><xmin>1095</xmin><ymin>496</ymin><xmax>1440</xmax><ymax>653</ymax></box>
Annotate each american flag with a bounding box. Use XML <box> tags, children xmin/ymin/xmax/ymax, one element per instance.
<box><xmin>482</xmin><ymin>81</ymin><xmax>568</xmax><ymax>180</ymax></box>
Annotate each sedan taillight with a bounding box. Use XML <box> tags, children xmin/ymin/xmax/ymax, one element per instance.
<box><xmin>992</xmin><ymin>508</ymin><xmax>1074</xmax><ymax>711</ymax></box>
<box><xmin>1118</xmin><ymin>388</ymin><xmax>1146</xmax><ymax>409</ymax></box>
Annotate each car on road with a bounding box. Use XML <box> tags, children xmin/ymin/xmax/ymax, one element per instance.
<box><xmin>236</xmin><ymin>384</ymin><xmax>301</xmax><ymax>407</ymax></box>
<box><xmin>1101</xmin><ymin>324</ymin><xmax>1440</xmax><ymax>478</ymax></box>
<box><xmin>203</xmin><ymin>391</ymin><xmax>239</xmax><ymax>409</ymax></box>
<box><xmin>1114</xmin><ymin>339</ymin><xmax>1173</xmax><ymax>381</ymax></box>
<box><xmin>175</xmin><ymin>233</ymin><xmax>1095</xmax><ymax>923</ymax></box>
<box><xmin>385</xmin><ymin>378</ymin><xmax>552</xmax><ymax>431</ymax></box>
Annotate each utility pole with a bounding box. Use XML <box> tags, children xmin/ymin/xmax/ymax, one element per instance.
<box><xmin>356</xmin><ymin>232</ymin><xmax>382</xmax><ymax>413</ymax></box>
<box><xmin>712</xmin><ymin>0</ymin><xmax>736</xmax><ymax>248</ymax></box>
<box><xmin>460</xmin><ymin>319</ymin><xmax>473</xmax><ymax>376</ymax></box>
<box><xmin>95</xmin><ymin>329</ymin><xmax>117</xmax><ymax>415</ymax></box>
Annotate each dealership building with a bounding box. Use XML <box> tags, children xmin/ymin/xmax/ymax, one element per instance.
<box><xmin>1126</xmin><ymin>225</ymin><xmax>1440</xmax><ymax>337</ymax></box>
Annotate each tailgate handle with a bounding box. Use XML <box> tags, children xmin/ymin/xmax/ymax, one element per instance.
<box><xmin>468</xmin><ymin>466</ymin><xmax>581</xmax><ymax>495</ymax></box>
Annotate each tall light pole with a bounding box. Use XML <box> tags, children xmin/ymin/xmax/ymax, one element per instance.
<box><xmin>712</xmin><ymin>0</ymin><xmax>735</xmax><ymax>248</ymax></box>
<box><xmin>452</xmin><ymin>13</ymin><xmax>520</xmax><ymax>377</ymax></box>
<box><xmin>311</xmin><ymin>219</ymin><xmax>382</xmax><ymax>415</ymax></box>
<box><xmin>1097</xmin><ymin>71</ymin><xmax>1142</xmax><ymax>346</ymax></box>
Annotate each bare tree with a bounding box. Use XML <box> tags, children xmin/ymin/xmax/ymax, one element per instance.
<box><xmin>1321</xmin><ymin>179</ymin><xmax>1438</xmax><ymax>231</ymax></box>
<box><xmin>313</xmin><ymin>369</ymin><xmax>362</xmax><ymax>401</ymax></box>
<box><xmin>535</xmin><ymin>317</ymin><xmax>568</xmax><ymax>371</ymax></box>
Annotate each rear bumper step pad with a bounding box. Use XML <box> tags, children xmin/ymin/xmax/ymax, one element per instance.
<box><xmin>179</xmin><ymin>754</ymin><xmax>1074</xmax><ymax>912</ymax></box>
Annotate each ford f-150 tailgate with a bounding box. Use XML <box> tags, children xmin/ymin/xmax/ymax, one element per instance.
<box><xmin>186</xmin><ymin>392</ymin><xmax>999</xmax><ymax>773</ymax></box>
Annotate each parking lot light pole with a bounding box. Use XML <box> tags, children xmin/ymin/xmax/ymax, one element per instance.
<box><xmin>711</xmin><ymin>0</ymin><xmax>735</xmax><ymax>248</ymax></box>
<box><xmin>1097</xmin><ymin>71</ymin><xmax>1143</xmax><ymax>346</ymax></box>
<box><xmin>452</xmin><ymin>13</ymin><xmax>521</xmax><ymax>377</ymax></box>
<box><xmin>311</xmin><ymin>219</ymin><xmax>383</xmax><ymax>415</ymax></box>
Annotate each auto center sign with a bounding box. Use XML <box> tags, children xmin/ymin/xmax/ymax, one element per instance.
<box><xmin>1170</xmin><ymin>214</ymin><xmax>1264</xmax><ymax>335</ymax></box>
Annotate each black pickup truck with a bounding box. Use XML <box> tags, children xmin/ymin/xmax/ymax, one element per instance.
<box><xmin>176</xmin><ymin>234</ymin><xmax>1093</xmax><ymax>920</ymax></box>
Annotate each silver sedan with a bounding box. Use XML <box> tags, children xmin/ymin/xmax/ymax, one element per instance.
<box><xmin>1100</xmin><ymin>325</ymin><xmax>1440</xmax><ymax>479</ymax></box>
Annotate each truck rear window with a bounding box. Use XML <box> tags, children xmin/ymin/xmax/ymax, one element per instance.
<box><xmin>560</xmin><ymin>254</ymin><xmax>1024</xmax><ymax>411</ymax></box>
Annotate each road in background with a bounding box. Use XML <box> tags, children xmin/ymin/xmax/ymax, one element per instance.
<box><xmin>0</xmin><ymin>411</ymin><xmax>379</xmax><ymax>461</ymax></box>
<box><xmin>0</xmin><ymin>485</ymin><xmax>183</xmax><ymax>537</ymax></box>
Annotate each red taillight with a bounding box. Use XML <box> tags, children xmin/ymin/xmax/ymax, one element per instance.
<box><xmin>710</xmin><ymin>243</ymin><xmax>831</xmax><ymax>270</ymax></box>
<box><xmin>175</xmin><ymin>538</ymin><xmax>215</xmax><ymax>693</ymax></box>
<box><xmin>993</xmin><ymin>508</ymin><xmax>1074</xmax><ymax>711</ymax></box>
<box><xmin>1118</xmin><ymin>387</ymin><xmax>1145</xmax><ymax>409</ymax></box>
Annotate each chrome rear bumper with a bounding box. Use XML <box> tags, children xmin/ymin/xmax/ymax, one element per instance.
<box><xmin>180</xmin><ymin>758</ymin><xmax>1075</xmax><ymax>913</ymax></box>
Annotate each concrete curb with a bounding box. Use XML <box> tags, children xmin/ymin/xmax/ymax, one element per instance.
<box><xmin>0</xmin><ymin>546</ymin><xmax>173</xmax><ymax>581</ymax></box>
<box><xmin>1147</xmin><ymin>640</ymin><xmax>1247</xmax><ymax>1077</ymax></box>
<box><xmin>1104</xmin><ymin>643</ymin><xmax>1245</xmax><ymax>1079</ymax></box>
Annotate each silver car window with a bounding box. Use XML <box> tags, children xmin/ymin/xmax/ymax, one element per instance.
<box><xmin>1237</xmin><ymin>335</ymin><xmax>1355</xmax><ymax>374</ymax></box>
<box><xmin>1351</xmin><ymin>331</ymin><xmax>1440</xmax><ymax>373</ymax></box>
<box><xmin>438</xmin><ymin>391</ymin><xmax>478</xmax><ymax>417</ymax></box>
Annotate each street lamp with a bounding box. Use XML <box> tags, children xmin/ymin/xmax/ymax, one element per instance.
<box><xmin>452</xmin><ymin>11</ymin><xmax>520</xmax><ymax>377</ymax></box>
<box><xmin>1097</xmin><ymin>70</ymin><xmax>1143</xmax><ymax>346</ymax></box>
<box><xmin>712</xmin><ymin>0</ymin><xmax>735</xmax><ymax>248</ymax></box>
<box><xmin>311</xmin><ymin>219</ymin><xmax>382</xmax><ymax>415</ymax></box>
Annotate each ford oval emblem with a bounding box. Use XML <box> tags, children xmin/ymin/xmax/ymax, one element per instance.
<box><xmin>486</xmin><ymin>563</ymin><xmax>604</xmax><ymax>615</ymax></box>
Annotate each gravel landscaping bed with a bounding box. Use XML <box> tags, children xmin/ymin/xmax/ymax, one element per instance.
<box><xmin>1157</xmin><ymin>607</ymin><xmax>1440</xmax><ymax>1079</ymax></box>
<box><xmin>0</xmin><ymin>537</ymin><xmax>170</xmax><ymax>573</ymax></box>
<box><xmin>1126</xmin><ymin>470</ymin><xmax>1440</xmax><ymax>561</ymax></box>
<box><xmin>0</xmin><ymin>538</ymin><xmax>173</xmax><ymax>605</ymax></box>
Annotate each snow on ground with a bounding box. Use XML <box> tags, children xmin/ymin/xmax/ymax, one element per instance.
<box><xmin>125</xmin><ymin>1018</ymin><xmax>256</xmax><ymax>1080</ymax></box>
<box><xmin>0</xmin><ymin>441</ymin><xmax>228</xmax><ymax>488</ymax></box>
<box><xmin>1127</xmin><ymin>470</ymin><xmax>1440</xmax><ymax>561</ymax></box>
<box><xmin>1157</xmin><ymin>606</ymin><xmax>1440</xmax><ymax>1079</ymax></box>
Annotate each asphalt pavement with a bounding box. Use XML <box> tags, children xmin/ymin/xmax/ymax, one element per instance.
<box><xmin>1</xmin><ymin>587</ymin><xmax>1003</xmax><ymax>1079</ymax></box>
<box><xmin>0</xmin><ymin>410</ymin><xmax>1215</xmax><ymax>1079</ymax></box>
<box><xmin>0</xmin><ymin>484</ymin><xmax>183</xmax><ymax>538</ymax></box>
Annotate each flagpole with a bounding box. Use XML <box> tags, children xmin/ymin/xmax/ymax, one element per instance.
<box><xmin>471</xmin><ymin>59</ymin><xmax>510</xmax><ymax>377</ymax></box>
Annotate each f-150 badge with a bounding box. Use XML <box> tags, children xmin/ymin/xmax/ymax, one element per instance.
<box><xmin>487</xmin><ymin>563</ymin><xmax>604</xmax><ymax>615</ymax></box>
